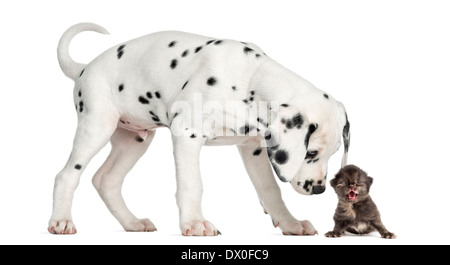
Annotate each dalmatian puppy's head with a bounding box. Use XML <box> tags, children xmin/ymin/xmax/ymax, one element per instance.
<box><xmin>264</xmin><ymin>95</ymin><xmax>350</xmax><ymax>195</ymax></box>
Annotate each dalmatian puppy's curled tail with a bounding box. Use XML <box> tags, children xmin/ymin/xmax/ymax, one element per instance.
<box><xmin>57</xmin><ymin>23</ymin><xmax>109</xmax><ymax>81</ymax></box>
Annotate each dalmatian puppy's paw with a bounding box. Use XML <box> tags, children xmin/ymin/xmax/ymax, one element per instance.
<box><xmin>276</xmin><ymin>219</ymin><xmax>318</xmax><ymax>236</ymax></box>
<box><xmin>48</xmin><ymin>219</ymin><xmax>77</xmax><ymax>234</ymax></box>
<box><xmin>181</xmin><ymin>220</ymin><xmax>220</xmax><ymax>236</ymax></box>
<box><xmin>299</xmin><ymin>220</ymin><xmax>318</xmax><ymax>235</ymax></box>
<box><xmin>123</xmin><ymin>218</ymin><xmax>157</xmax><ymax>232</ymax></box>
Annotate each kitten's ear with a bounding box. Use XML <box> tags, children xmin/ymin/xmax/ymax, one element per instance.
<box><xmin>366</xmin><ymin>176</ymin><xmax>374</xmax><ymax>191</ymax></box>
<box><xmin>331</xmin><ymin>169</ymin><xmax>343</xmax><ymax>189</ymax></box>
<box><xmin>330</xmin><ymin>177</ymin><xmax>338</xmax><ymax>188</ymax></box>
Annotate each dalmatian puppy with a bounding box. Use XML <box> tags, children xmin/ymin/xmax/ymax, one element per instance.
<box><xmin>48</xmin><ymin>23</ymin><xmax>350</xmax><ymax>236</ymax></box>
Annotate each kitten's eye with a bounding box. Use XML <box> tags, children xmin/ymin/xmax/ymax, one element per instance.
<box><xmin>339</xmin><ymin>181</ymin><xmax>347</xmax><ymax>185</ymax></box>
<box><xmin>305</xmin><ymin>150</ymin><xmax>318</xmax><ymax>159</ymax></box>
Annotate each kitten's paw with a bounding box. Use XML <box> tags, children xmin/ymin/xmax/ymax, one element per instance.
<box><xmin>381</xmin><ymin>232</ymin><xmax>396</xmax><ymax>239</ymax></box>
<box><xmin>325</xmin><ymin>231</ymin><xmax>342</xmax><ymax>237</ymax></box>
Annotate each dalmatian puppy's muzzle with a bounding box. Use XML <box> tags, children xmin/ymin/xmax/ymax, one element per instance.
<box><xmin>48</xmin><ymin>23</ymin><xmax>350</xmax><ymax>236</ymax></box>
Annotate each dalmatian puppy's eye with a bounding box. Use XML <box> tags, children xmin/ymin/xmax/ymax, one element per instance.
<box><xmin>305</xmin><ymin>150</ymin><xmax>318</xmax><ymax>159</ymax></box>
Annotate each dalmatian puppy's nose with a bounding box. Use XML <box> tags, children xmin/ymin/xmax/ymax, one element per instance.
<box><xmin>312</xmin><ymin>185</ymin><xmax>326</xmax><ymax>194</ymax></box>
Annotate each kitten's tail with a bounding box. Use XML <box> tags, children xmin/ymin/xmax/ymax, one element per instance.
<box><xmin>57</xmin><ymin>23</ymin><xmax>109</xmax><ymax>81</ymax></box>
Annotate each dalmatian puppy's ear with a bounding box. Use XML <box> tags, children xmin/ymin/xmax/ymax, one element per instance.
<box><xmin>341</xmin><ymin>113</ymin><xmax>350</xmax><ymax>168</ymax></box>
<box><xmin>263</xmin><ymin>106</ymin><xmax>317</xmax><ymax>183</ymax></box>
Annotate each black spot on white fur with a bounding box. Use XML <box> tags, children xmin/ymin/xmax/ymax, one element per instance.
<box><xmin>195</xmin><ymin>46</ymin><xmax>203</xmax><ymax>53</ymax></box>
<box><xmin>138</xmin><ymin>96</ymin><xmax>149</xmax><ymax>104</ymax></box>
<box><xmin>281</xmin><ymin>113</ymin><xmax>304</xmax><ymax>130</ymax></box>
<box><xmin>117</xmin><ymin>44</ymin><xmax>126</xmax><ymax>59</ymax></box>
<box><xmin>149</xmin><ymin>111</ymin><xmax>160</xmax><ymax>122</ymax></box>
<box><xmin>118</xmin><ymin>84</ymin><xmax>124</xmax><ymax>92</ymax></box>
<box><xmin>264</xmin><ymin>130</ymin><xmax>272</xmax><ymax>140</ymax></box>
<box><xmin>307</xmin><ymin>158</ymin><xmax>319</xmax><ymax>164</ymax></box>
<box><xmin>274</xmin><ymin>150</ymin><xmax>288</xmax><ymax>165</ymax></box>
<box><xmin>291</xmin><ymin>114</ymin><xmax>303</xmax><ymax>128</ymax></box>
<box><xmin>239</xmin><ymin>125</ymin><xmax>255</xmax><ymax>135</ymax></box>
<box><xmin>170</xmin><ymin>59</ymin><xmax>178</xmax><ymax>69</ymax></box>
<box><xmin>74</xmin><ymin>164</ymin><xmax>82</xmax><ymax>170</ymax></box>
<box><xmin>243</xmin><ymin>46</ymin><xmax>254</xmax><ymax>54</ymax></box>
<box><xmin>168</xmin><ymin>41</ymin><xmax>177</xmax><ymax>48</ymax></box>
<box><xmin>207</xmin><ymin>77</ymin><xmax>217</xmax><ymax>86</ymax></box>
<box><xmin>182</xmin><ymin>81</ymin><xmax>189</xmax><ymax>90</ymax></box>
<box><xmin>253</xmin><ymin>148</ymin><xmax>262</xmax><ymax>156</ymax></box>
<box><xmin>304</xmin><ymin>124</ymin><xmax>318</xmax><ymax>148</ymax></box>
<box><xmin>257</xmin><ymin>118</ymin><xmax>269</xmax><ymax>128</ymax></box>
<box><xmin>303</xmin><ymin>180</ymin><xmax>314</xmax><ymax>192</ymax></box>
<box><xmin>242</xmin><ymin>90</ymin><xmax>256</xmax><ymax>105</ymax></box>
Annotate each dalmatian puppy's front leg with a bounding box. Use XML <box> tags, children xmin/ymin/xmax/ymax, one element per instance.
<box><xmin>237</xmin><ymin>138</ymin><xmax>318</xmax><ymax>235</ymax></box>
<box><xmin>171</xmin><ymin>129</ymin><xmax>219</xmax><ymax>236</ymax></box>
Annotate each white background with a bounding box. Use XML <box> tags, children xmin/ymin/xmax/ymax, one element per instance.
<box><xmin>1</xmin><ymin>0</ymin><xmax>449</xmax><ymax>245</ymax></box>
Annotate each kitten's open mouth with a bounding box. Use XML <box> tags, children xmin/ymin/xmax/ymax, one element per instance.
<box><xmin>348</xmin><ymin>191</ymin><xmax>358</xmax><ymax>201</ymax></box>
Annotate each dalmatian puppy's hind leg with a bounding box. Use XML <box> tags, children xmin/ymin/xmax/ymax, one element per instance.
<box><xmin>237</xmin><ymin>138</ymin><xmax>318</xmax><ymax>235</ymax></box>
<box><xmin>48</xmin><ymin>79</ymin><xmax>119</xmax><ymax>234</ymax></box>
<box><xmin>92</xmin><ymin>128</ymin><xmax>156</xmax><ymax>232</ymax></box>
<box><xmin>48</xmin><ymin>88</ymin><xmax>119</xmax><ymax>234</ymax></box>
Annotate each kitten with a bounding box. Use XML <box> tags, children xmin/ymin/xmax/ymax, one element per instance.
<box><xmin>325</xmin><ymin>165</ymin><xmax>396</xmax><ymax>239</ymax></box>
